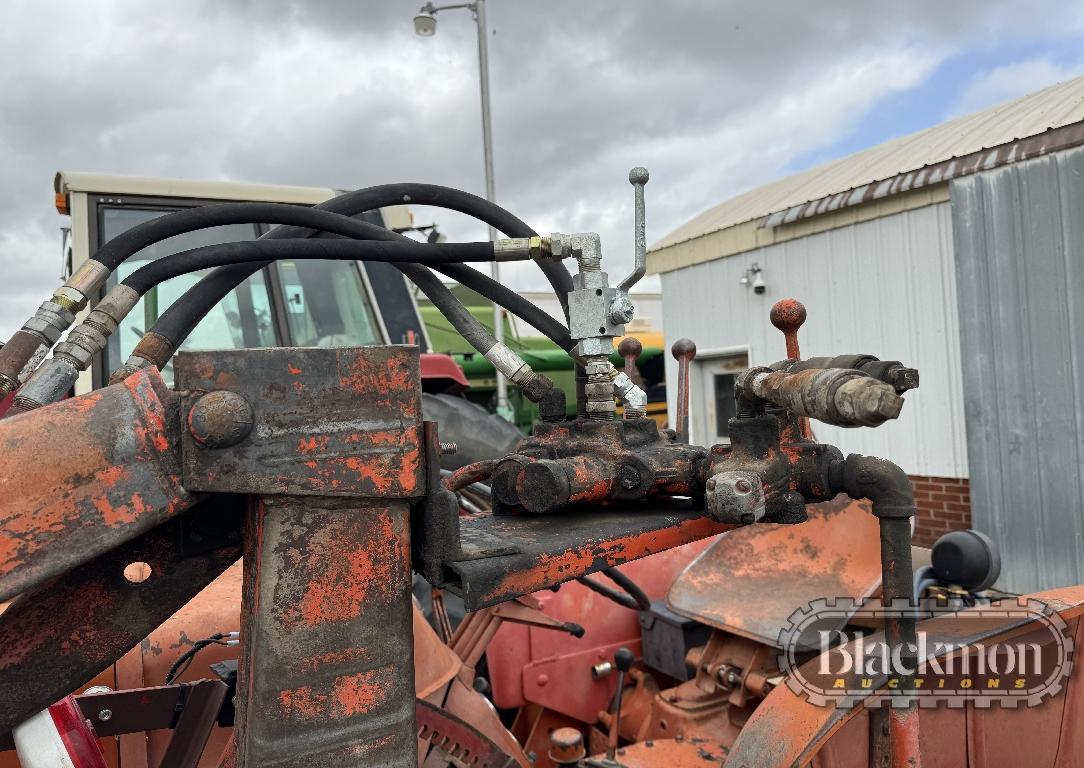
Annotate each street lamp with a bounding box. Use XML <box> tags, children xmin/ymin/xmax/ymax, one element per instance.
<box><xmin>413</xmin><ymin>0</ymin><xmax>512</xmax><ymax>421</ymax></box>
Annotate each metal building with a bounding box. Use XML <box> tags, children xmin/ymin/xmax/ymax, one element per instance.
<box><xmin>648</xmin><ymin>75</ymin><xmax>1084</xmax><ymax>592</ymax></box>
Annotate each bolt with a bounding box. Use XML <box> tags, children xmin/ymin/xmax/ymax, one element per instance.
<box><xmin>187</xmin><ymin>391</ymin><xmax>254</xmax><ymax>449</ymax></box>
<box><xmin>536</xmin><ymin>673</ymin><xmax>549</xmax><ymax>687</ymax></box>
<box><xmin>617</xmin><ymin>465</ymin><xmax>641</xmax><ymax>490</ymax></box>
<box><xmin>439</xmin><ymin>441</ymin><xmax>458</xmax><ymax>455</ymax></box>
<box><xmin>609</xmin><ymin>296</ymin><xmax>635</xmax><ymax>324</ymax></box>
<box><xmin>98</xmin><ymin>709</ymin><xmax>112</xmax><ymax>722</ymax></box>
<box><xmin>734</xmin><ymin>478</ymin><xmax>752</xmax><ymax>494</ymax></box>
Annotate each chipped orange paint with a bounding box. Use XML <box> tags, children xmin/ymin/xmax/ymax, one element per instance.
<box><xmin>297</xmin><ymin>435</ymin><xmax>331</xmax><ymax>454</ymax></box>
<box><xmin>298</xmin><ymin>513</ymin><xmax>399</xmax><ymax>625</ymax></box>
<box><xmin>485</xmin><ymin>517</ymin><xmax>734</xmax><ymax>601</ymax></box>
<box><xmin>278</xmin><ymin>669</ymin><xmax>387</xmax><ymax>719</ymax></box>
<box><xmin>287</xmin><ymin>363</ymin><xmax>302</xmax><ymax>375</ymax></box>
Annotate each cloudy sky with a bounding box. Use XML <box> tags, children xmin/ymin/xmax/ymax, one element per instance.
<box><xmin>2</xmin><ymin>1</ymin><xmax>1084</xmax><ymax>339</ymax></box>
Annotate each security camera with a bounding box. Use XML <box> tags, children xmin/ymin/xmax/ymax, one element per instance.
<box><xmin>752</xmin><ymin>266</ymin><xmax>766</xmax><ymax>295</ymax></box>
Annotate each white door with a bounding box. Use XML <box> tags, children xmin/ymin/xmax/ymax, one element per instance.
<box><xmin>692</xmin><ymin>351</ymin><xmax>749</xmax><ymax>447</ymax></box>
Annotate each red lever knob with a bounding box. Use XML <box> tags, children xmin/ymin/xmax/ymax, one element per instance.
<box><xmin>770</xmin><ymin>298</ymin><xmax>806</xmax><ymax>360</ymax></box>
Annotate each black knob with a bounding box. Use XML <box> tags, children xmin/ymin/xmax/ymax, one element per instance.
<box><xmin>614</xmin><ymin>647</ymin><xmax>634</xmax><ymax>672</ymax></box>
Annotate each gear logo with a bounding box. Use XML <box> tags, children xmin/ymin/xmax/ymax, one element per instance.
<box><xmin>775</xmin><ymin>597</ymin><xmax>1074</xmax><ymax>709</ymax></box>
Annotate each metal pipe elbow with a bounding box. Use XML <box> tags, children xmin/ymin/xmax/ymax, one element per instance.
<box><xmin>834</xmin><ymin>453</ymin><xmax>915</xmax><ymax>519</ymax></box>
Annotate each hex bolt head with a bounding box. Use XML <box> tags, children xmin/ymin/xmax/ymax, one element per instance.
<box><xmin>188</xmin><ymin>391</ymin><xmax>254</xmax><ymax>449</ymax></box>
<box><xmin>98</xmin><ymin>709</ymin><xmax>113</xmax><ymax>722</ymax></box>
<box><xmin>617</xmin><ymin>464</ymin><xmax>642</xmax><ymax>490</ymax></box>
<box><xmin>609</xmin><ymin>296</ymin><xmax>635</xmax><ymax>324</ymax></box>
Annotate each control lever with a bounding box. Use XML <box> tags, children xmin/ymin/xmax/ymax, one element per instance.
<box><xmin>671</xmin><ymin>339</ymin><xmax>695</xmax><ymax>443</ymax></box>
<box><xmin>618</xmin><ymin>337</ymin><xmax>642</xmax><ymax>387</ymax></box>
<box><xmin>770</xmin><ymin>299</ymin><xmax>811</xmax><ymax>438</ymax></box>
<box><xmin>617</xmin><ymin>168</ymin><xmax>649</xmax><ymax>294</ymax></box>
<box><xmin>605</xmin><ymin>647</ymin><xmax>634</xmax><ymax>763</ymax></box>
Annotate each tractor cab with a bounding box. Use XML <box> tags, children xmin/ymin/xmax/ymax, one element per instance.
<box><xmin>54</xmin><ymin>171</ymin><xmax>429</xmax><ymax>394</ymax></box>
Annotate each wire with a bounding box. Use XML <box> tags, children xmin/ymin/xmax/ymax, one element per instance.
<box><xmin>164</xmin><ymin>632</ymin><xmax>234</xmax><ymax>685</ymax></box>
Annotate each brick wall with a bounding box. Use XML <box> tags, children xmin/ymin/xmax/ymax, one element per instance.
<box><xmin>909</xmin><ymin>475</ymin><xmax>971</xmax><ymax>547</ymax></box>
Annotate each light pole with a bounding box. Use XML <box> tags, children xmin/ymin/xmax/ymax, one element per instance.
<box><xmin>414</xmin><ymin>0</ymin><xmax>511</xmax><ymax>421</ymax></box>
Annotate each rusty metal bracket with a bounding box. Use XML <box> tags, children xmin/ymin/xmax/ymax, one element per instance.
<box><xmin>176</xmin><ymin>346</ymin><xmax>425</xmax><ymax>498</ymax></box>
<box><xmin>0</xmin><ymin>495</ymin><xmax>243</xmax><ymax>736</ymax></box>
<box><xmin>173</xmin><ymin>346</ymin><xmax>424</xmax><ymax>768</ymax></box>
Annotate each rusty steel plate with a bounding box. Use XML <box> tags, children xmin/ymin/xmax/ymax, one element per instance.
<box><xmin>175</xmin><ymin>346</ymin><xmax>424</xmax><ymax>498</ymax></box>
<box><xmin>666</xmin><ymin>496</ymin><xmax>882</xmax><ymax>647</ymax></box>
<box><xmin>448</xmin><ymin>502</ymin><xmax>734</xmax><ymax>610</ymax></box>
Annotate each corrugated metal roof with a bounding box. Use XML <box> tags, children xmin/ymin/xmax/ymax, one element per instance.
<box><xmin>651</xmin><ymin>74</ymin><xmax>1084</xmax><ymax>252</ymax></box>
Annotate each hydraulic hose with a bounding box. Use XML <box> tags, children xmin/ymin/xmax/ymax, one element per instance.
<box><xmin>263</xmin><ymin>183</ymin><xmax>572</xmax><ymax>319</ymax></box>
<box><xmin>0</xmin><ymin>182</ymin><xmax>573</xmax><ymax>394</ymax></box>
<box><xmin>433</xmin><ymin>264</ymin><xmax>574</xmax><ymax>352</ymax></box>
<box><xmin>121</xmin><ymin>238</ymin><xmax>500</xmax><ymax>293</ymax></box>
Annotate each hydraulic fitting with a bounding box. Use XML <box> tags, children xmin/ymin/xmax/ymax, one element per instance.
<box><xmin>0</xmin><ymin>260</ymin><xmax>111</xmax><ymax>395</ymax></box>
<box><xmin>740</xmin><ymin>366</ymin><xmax>904</xmax><ymax>427</ymax></box>
<box><xmin>483</xmin><ymin>341</ymin><xmax>554</xmax><ymax>403</ymax></box>
<box><xmin>705</xmin><ymin>470</ymin><xmax>766</xmax><ymax>525</ymax></box>
<box><xmin>9</xmin><ymin>285</ymin><xmax>140</xmax><ymax>412</ymax></box>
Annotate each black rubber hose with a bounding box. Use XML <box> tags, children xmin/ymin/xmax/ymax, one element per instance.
<box><xmin>434</xmin><ymin>263</ymin><xmax>574</xmax><ymax>352</ymax></box>
<box><xmin>151</xmin><ymin>263</ymin><xmax>264</xmax><ymax>349</ymax></box>
<box><xmin>122</xmin><ymin>239</ymin><xmax>497</xmax><ymax>293</ymax></box>
<box><xmin>600</xmin><ymin>567</ymin><xmax>652</xmax><ymax>611</ymax></box>
<box><xmin>264</xmin><ymin>183</ymin><xmax>572</xmax><ymax>317</ymax></box>
<box><xmin>141</xmin><ymin>184</ymin><xmax>572</xmax><ymax>365</ymax></box>
<box><xmin>577</xmin><ymin>576</ymin><xmax>641</xmax><ymax>610</ymax></box>
<box><xmin>403</xmin><ymin>262</ymin><xmax>496</xmax><ymax>355</ymax></box>
<box><xmin>91</xmin><ymin>201</ymin><xmax>400</xmax><ymax>270</ymax></box>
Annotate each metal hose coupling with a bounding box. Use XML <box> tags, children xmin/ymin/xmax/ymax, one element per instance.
<box><xmin>612</xmin><ymin>370</ymin><xmax>647</xmax><ymax>419</ymax></box>
<box><xmin>0</xmin><ymin>260</ymin><xmax>110</xmax><ymax>395</ymax></box>
<box><xmin>108</xmin><ymin>332</ymin><xmax>176</xmax><ymax>385</ymax></box>
<box><xmin>483</xmin><ymin>341</ymin><xmax>554</xmax><ymax>403</ymax></box>
<box><xmin>9</xmin><ymin>284</ymin><xmax>140</xmax><ymax>413</ymax></box>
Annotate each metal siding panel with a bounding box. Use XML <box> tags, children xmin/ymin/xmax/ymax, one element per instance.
<box><xmin>661</xmin><ymin>201</ymin><xmax>965</xmax><ymax>478</ymax></box>
<box><xmin>951</xmin><ymin>146</ymin><xmax>1084</xmax><ymax>593</ymax></box>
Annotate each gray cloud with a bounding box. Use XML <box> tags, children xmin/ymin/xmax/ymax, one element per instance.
<box><xmin>2</xmin><ymin>0</ymin><xmax>1083</xmax><ymax>338</ymax></box>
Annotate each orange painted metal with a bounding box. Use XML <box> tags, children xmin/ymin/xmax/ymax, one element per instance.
<box><xmin>587</xmin><ymin>735</ymin><xmax>732</xmax><ymax>766</ymax></box>
<box><xmin>487</xmin><ymin>537</ymin><xmax>719</xmax><ymax>722</ymax></box>
<box><xmin>176</xmin><ymin>347</ymin><xmax>424</xmax><ymax>498</ymax></box>
<box><xmin>667</xmin><ymin>495</ymin><xmax>882</xmax><ymax>645</ymax></box>
<box><xmin>469</xmin><ymin>513</ymin><xmax>734</xmax><ymax>607</ymax></box>
<box><xmin>234</xmin><ymin>496</ymin><xmax>416</xmax><ymax>766</ymax></box>
<box><xmin>0</xmin><ymin>368</ymin><xmax>195</xmax><ymax>602</ymax></box>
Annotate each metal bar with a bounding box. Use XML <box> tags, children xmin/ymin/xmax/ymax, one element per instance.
<box><xmin>233</xmin><ymin>495</ymin><xmax>416</xmax><ymax>767</ymax></box>
<box><xmin>878</xmin><ymin>516</ymin><xmax>921</xmax><ymax>768</ymax></box>
<box><xmin>159</xmin><ymin>678</ymin><xmax>230</xmax><ymax>768</ymax></box>
<box><xmin>0</xmin><ymin>497</ymin><xmax>242</xmax><ymax>736</ymax></box>
<box><xmin>0</xmin><ymin>367</ymin><xmax>195</xmax><ymax>602</ymax></box>
<box><xmin>0</xmin><ymin>680</ymin><xmax>228</xmax><ymax>752</ymax></box>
